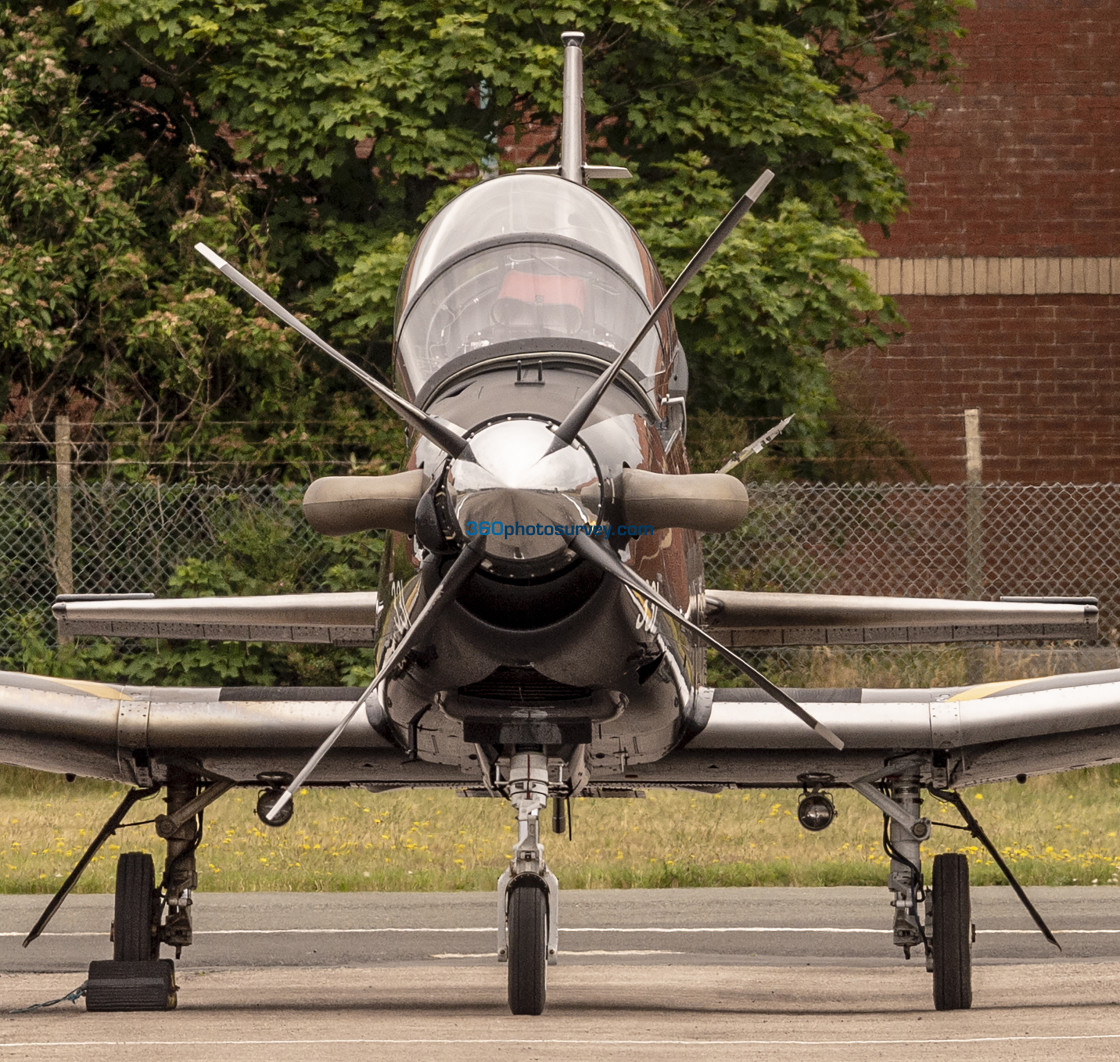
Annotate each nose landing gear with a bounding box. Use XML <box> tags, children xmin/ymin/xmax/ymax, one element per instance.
<box><xmin>495</xmin><ymin>749</ymin><xmax>559</xmax><ymax>1015</ymax></box>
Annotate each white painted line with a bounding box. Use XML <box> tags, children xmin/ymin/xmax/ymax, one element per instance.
<box><xmin>431</xmin><ymin>949</ymin><xmax>683</xmax><ymax>959</ymax></box>
<box><xmin>6</xmin><ymin>1035</ymin><xmax>1120</xmax><ymax>1048</ymax></box>
<box><xmin>430</xmin><ymin>952</ymin><xmax>506</xmax><ymax>959</ymax></box>
<box><xmin>4</xmin><ymin>925</ymin><xmax>1117</xmax><ymax>938</ymax></box>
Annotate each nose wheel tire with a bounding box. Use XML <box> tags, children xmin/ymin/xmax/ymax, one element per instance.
<box><xmin>932</xmin><ymin>852</ymin><xmax>972</xmax><ymax>1011</ymax></box>
<box><xmin>113</xmin><ymin>852</ymin><xmax>160</xmax><ymax>962</ymax></box>
<box><xmin>507</xmin><ymin>879</ymin><xmax>548</xmax><ymax>1015</ymax></box>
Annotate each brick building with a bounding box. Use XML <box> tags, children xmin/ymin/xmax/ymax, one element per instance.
<box><xmin>840</xmin><ymin>0</ymin><xmax>1119</xmax><ymax>483</ymax></box>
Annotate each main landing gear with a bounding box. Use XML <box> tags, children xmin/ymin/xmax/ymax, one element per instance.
<box><xmin>112</xmin><ymin>852</ymin><xmax>160</xmax><ymax>962</ymax></box>
<box><xmin>24</xmin><ymin>768</ymin><xmax>236</xmax><ymax>1011</ymax></box>
<box><xmin>851</xmin><ymin>770</ymin><xmax>974</xmax><ymax>1010</ymax></box>
<box><xmin>844</xmin><ymin>768</ymin><xmax>1060</xmax><ymax>1011</ymax></box>
<box><xmin>931</xmin><ymin>851</ymin><xmax>972</xmax><ymax>1010</ymax></box>
<box><xmin>89</xmin><ymin>771</ymin><xmax>232</xmax><ymax>1010</ymax></box>
<box><xmin>495</xmin><ymin>749</ymin><xmax>560</xmax><ymax>1015</ymax></box>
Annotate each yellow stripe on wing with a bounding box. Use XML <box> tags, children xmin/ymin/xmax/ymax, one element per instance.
<box><xmin>43</xmin><ymin>677</ymin><xmax>132</xmax><ymax>700</ymax></box>
<box><xmin>949</xmin><ymin>678</ymin><xmax>1035</xmax><ymax>701</ymax></box>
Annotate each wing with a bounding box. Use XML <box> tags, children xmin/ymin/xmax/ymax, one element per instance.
<box><xmin>8</xmin><ymin>661</ymin><xmax>1120</xmax><ymax>792</ymax></box>
<box><xmin>634</xmin><ymin>669</ymin><xmax>1120</xmax><ymax>789</ymax></box>
<box><xmin>701</xmin><ymin>590</ymin><xmax>1098</xmax><ymax>646</ymax></box>
<box><xmin>52</xmin><ymin>591</ymin><xmax>380</xmax><ymax>645</ymax></box>
<box><xmin>6</xmin><ymin>589</ymin><xmax>1111</xmax><ymax>792</ymax></box>
<box><xmin>0</xmin><ymin>670</ymin><xmax>463</xmax><ymax>788</ymax></box>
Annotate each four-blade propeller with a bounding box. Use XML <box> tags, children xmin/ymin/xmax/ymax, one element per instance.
<box><xmin>196</xmin><ymin>168</ymin><xmax>846</xmax><ymax>795</ymax></box>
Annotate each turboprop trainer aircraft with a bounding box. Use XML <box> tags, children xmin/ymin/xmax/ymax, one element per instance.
<box><xmin>1</xmin><ymin>32</ymin><xmax>1116</xmax><ymax>1015</ymax></box>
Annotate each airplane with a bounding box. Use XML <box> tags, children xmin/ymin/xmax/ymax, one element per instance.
<box><xmin>1</xmin><ymin>30</ymin><xmax>1116</xmax><ymax>1016</ymax></box>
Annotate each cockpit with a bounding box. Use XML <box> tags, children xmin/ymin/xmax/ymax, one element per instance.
<box><xmin>394</xmin><ymin>173</ymin><xmax>674</xmax><ymax>404</ymax></box>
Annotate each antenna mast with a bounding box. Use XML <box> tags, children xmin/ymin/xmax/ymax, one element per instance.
<box><xmin>559</xmin><ymin>31</ymin><xmax>585</xmax><ymax>183</ymax></box>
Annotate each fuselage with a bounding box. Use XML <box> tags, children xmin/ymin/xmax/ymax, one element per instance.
<box><xmin>374</xmin><ymin>172</ymin><xmax>708</xmax><ymax>779</ymax></box>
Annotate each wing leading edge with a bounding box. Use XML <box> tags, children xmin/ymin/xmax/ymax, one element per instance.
<box><xmin>0</xmin><ymin>670</ymin><xmax>467</xmax><ymax>788</ymax></box>
<box><xmin>701</xmin><ymin>590</ymin><xmax>1098</xmax><ymax>646</ymax></box>
<box><xmin>52</xmin><ymin>591</ymin><xmax>381</xmax><ymax>646</ymax></box>
<box><xmin>6</xmin><ymin>666</ymin><xmax>1120</xmax><ymax>792</ymax></box>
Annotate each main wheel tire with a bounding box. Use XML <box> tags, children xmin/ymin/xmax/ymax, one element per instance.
<box><xmin>113</xmin><ymin>852</ymin><xmax>160</xmax><ymax>962</ymax></box>
<box><xmin>507</xmin><ymin>880</ymin><xmax>548</xmax><ymax>1015</ymax></box>
<box><xmin>932</xmin><ymin>852</ymin><xmax>972</xmax><ymax>1010</ymax></box>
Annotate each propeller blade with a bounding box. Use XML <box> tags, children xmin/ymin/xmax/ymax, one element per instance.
<box><xmin>548</xmin><ymin>170</ymin><xmax>774</xmax><ymax>453</ymax></box>
<box><xmin>265</xmin><ymin>534</ymin><xmax>489</xmax><ymax>820</ymax></box>
<box><xmin>566</xmin><ymin>533</ymin><xmax>844</xmax><ymax>751</ymax></box>
<box><xmin>194</xmin><ymin>243</ymin><xmax>468</xmax><ymax>459</ymax></box>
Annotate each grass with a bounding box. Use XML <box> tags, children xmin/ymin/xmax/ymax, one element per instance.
<box><xmin>4</xmin><ymin>764</ymin><xmax>1120</xmax><ymax>894</ymax></box>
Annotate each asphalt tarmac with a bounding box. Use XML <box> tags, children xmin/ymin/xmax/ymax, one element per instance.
<box><xmin>3</xmin><ymin>887</ymin><xmax>1120</xmax><ymax>1060</ymax></box>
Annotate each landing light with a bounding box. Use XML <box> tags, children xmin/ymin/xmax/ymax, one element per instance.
<box><xmin>797</xmin><ymin>792</ymin><xmax>835</xmax><ymax>832</ymax></box>
<box><xmin>257</xmin><ymin>787</ymin><xmax>294</xmax><ymax>827</ymax></box>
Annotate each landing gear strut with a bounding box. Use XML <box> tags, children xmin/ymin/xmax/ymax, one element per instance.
<box><xmin>496</xmin><ymin>749</ymin><xmax>559</xmax><ymax>1015</ymax></box>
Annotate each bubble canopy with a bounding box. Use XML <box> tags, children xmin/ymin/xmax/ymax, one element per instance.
<box><xmin>393</xmin><ymin>173</ymin><xmax>669</xmax><ymax>400</ymax></box>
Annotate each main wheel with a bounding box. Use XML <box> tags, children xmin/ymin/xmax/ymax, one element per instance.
<box><xmin>507</xmin><ymin>879</ymin><xmax>548</xmax><ymax>1015</ymax></box>
<box><xmin>113</xmin><ymin>852</ymin><xmax>160</xmax><ymax>962</ymax></box>
<box><xmin>932</xmin><ymin>852</ymin><xmax>972</xmax><ymax>1010</ymax></box>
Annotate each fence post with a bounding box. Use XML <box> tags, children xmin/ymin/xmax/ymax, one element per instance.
<box><xmin>55</xmin><ymin>414</ymin><xmax>74</xmax><ymax>645</ymax></box>
<box><xmin>964</xmin><ymin>408</ymin><xmax>983</xmax><ymax>681</ymax></box>
<box><xmin>964</xmin><ymin>408</ymin><xmax>983</xmax><ymax>598</ymax></box>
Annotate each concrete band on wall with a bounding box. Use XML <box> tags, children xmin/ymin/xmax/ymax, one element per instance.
<box><xmin>849</xmin><ymin>257</ymin><xmax>1120</xmax><ymax>297</ymax></box>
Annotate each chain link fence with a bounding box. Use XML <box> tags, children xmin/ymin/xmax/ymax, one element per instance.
<box><xmin>707</xmin><ymin>483</ymin><xmax>1119</xmax><ymax>619</ymax></box>
<box><xmin>0</xmin><ymin>483</ymin><xmax>343</xmax><ymax>671</ymax></box>
<box><xmin>3</xmin><ymin>481</ymin><xmax>1119</xmax><ymax>676</ymax></box>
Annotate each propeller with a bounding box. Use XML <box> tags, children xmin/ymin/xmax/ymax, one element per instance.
<box><xmin>263</xmin><ymin>534</ymin><xmax>489</xmax><ymax>821</ymax></box>
<box><xmin>200</xmin><ymin>162</ymin><xmax>839</xmax><ymax>769</ymax></box>
<box><xmin>565</xmin><ymin>532</ymin><xmax>845</xmax><ymax>750</ymax></box>
<box><xmin>194</xmin><ymin>243</ymin><xmax>469</xmax><ymax>459</ymax></box>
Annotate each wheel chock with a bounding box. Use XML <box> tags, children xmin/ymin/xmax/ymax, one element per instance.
<box><xmin>85</xmin><ymin>959</ymin><xmax>177</xmax><ymax>1011</ymax></box>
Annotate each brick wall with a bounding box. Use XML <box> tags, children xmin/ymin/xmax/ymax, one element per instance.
<box><xmin>836</xmin><ymin>295</ymin><xmax>1120</xmax><ymax>482</ymax></box>
<box><xmin>852</xmin><ymin>0</ymin><xmax>1120</xmax><ymax>483</ymax></box>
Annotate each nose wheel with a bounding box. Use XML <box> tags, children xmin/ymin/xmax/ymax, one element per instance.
<box><xmin>496</xmin><ymin>749</ymin><xmax>559</xmax><ymax>1014</ymax></box>
<box><xmin>506</xmin><ymin>879</ymin><xmax>548</xmax><ymax>1015</ymax></box>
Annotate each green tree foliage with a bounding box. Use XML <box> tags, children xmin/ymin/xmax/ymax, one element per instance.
<box><xmin>1</xmin><ymin>5</ymin><xmax>403</xmax><ymax>485</ymax></box>
<box><xmin>0</xmin><ymin>7</ymin><xmax>151</xmax><ymax>461</ymax></box>
<box><xmin>59</xmin><ymin>0</ymin><xmax>964</xmax><ymax>455</ymax></box>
